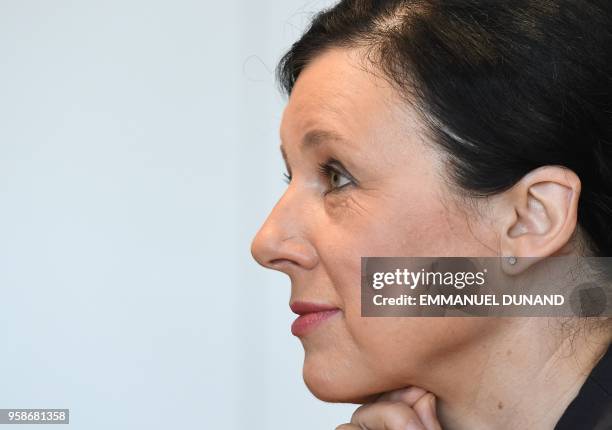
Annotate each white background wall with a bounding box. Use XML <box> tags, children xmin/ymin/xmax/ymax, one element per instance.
<box><xmin>0</xmin><ymin>1</ymin><xmax>357</xmax><ymax>428</ymax></box>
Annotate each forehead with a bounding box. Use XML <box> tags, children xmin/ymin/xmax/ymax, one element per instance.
<box><xmin>279</xmin><ymin>47</ymin><xmax>413</xmax><ymax>143</ymax></box>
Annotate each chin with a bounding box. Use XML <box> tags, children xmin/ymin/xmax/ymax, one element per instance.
<box><xmin>301</xmin><ymin>354</ymin><xmax>382</xmax><ymax>404</ymax></box>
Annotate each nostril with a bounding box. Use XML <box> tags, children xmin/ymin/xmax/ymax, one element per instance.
<box><xmin>268</xmin><ymin>258</ymin><xmax>298</xmax><ymax>271</ymax></box>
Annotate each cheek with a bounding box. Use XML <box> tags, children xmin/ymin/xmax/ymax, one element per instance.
<box><xmin>323</xmin><ymin>197</ymin><xmax>453</xmax><ymax>308</ymax></box>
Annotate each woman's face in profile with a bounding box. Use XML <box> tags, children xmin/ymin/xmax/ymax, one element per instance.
<box><xmin>251</xmin><ymin>47</ymin><xmax>506</xmax><ymax>403</ymax></box>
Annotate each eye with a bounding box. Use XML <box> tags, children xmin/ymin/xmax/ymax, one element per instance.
<box><xmin>329</xmin><ymin>169</ymin><xmax>351</xmax><ymax>189</ymax></box>
<box><xmin>318</xmin><ymin>159</ymin><xmax>356</xmax><ymax>193</ymax></box>
<box><xmin>282</xmin><ymin>171</ymin><xmax>291</xmax><ymax>184</ymax></box>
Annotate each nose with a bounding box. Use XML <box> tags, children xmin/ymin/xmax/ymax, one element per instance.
<box><xmin>250</xmin><ymin>190</ymin><xmax>318</xmax><ymax>275</ymax></box>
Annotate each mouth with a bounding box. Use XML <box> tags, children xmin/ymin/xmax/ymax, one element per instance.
<box><xmin>289</xmin><ymin>301</ymin><xmax>341</xmax><ymax>337</ymax></box>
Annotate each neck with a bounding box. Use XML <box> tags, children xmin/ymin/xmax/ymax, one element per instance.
<box><xmin>428</xmin><ymin>318</ymin><xmax>609</xmax><ymax>430</ymax></box>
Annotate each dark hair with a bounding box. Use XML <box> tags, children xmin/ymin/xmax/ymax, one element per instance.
<box><xmin>276</xmin><ymin>0</ymin><xmax>612</xmax><ymax>256</ymax></box>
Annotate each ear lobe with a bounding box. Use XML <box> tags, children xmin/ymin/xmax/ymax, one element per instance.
<box><xmin>500</xmin><ymin>166</ymin><xmax>581</xmax><ymax>274</ymax></box>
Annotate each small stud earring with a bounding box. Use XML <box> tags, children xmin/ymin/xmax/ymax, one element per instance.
<box><xmin>507</xmin><ymin>256</ymin><xmax>517</xmax><ymax>265</ymax></box>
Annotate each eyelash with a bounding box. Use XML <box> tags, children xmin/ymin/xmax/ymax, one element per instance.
<box><xmin>282</xmin><ymin>159</ymin><xmax>355</xmax><ymax>195</ymax></box>
<box><xmin>318</xmin><ymin>160</ymin><xmax>352</xmax><ymax>194</ymax></box>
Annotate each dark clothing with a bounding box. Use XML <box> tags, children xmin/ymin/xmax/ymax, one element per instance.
<box><xmin>555</xmin><ymin>345</ymin><xmax>612</xmax><ymax>430</ymax></box>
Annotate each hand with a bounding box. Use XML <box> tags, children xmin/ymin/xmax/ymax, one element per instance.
<box><xmin>335</xmin><ymin>387</ymin><xmax>442</xmax><ymax>430</ymax></box>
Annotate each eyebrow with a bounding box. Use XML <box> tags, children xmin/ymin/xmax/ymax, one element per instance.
<box><xmin>279</xmin><ymin>129</ymin><xmax>347</xmax><ymax>169</ymax></box>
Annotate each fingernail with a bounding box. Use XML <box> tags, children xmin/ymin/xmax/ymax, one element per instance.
<box><xmin>429</xmin><ymin>394</ymin><xmax>437</xmax><ymax>414</ymax></box>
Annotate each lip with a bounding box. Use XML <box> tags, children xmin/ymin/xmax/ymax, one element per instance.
<box><xmin>290</xmin><ymin>301</ymin><xmax>340</xmax><ymax>337</ymax></box>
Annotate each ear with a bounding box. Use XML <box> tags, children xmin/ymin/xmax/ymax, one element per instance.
<box><xmin>495</xmin><ymin>166</ymin><xmax>581</xmax><ymax>274</ymax></box>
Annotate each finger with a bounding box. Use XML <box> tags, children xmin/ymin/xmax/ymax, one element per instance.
<box><xmin>335</xmin><ymin>425</ymin><xmax>359</xmax><ymax>430</ymax></box>
<box><xmin>351</xmin><ymin>400</ymin><xmax>427</xmax><ymax>430</ymax></box>
<box><xmin>376</xmin><ymin>386</ymin><xmax>428</xmax><ymax>405</ymax></box>
<box><xmin>412</xmin><ymin>393</ymin><xmax>442</xmax><ymax>430</ymax></box>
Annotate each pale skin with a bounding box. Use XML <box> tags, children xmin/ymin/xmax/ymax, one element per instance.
<box><xmin>250</xmin><ymin>47</ymin><xmax>611</xmax><ymax>429</ymax></box>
